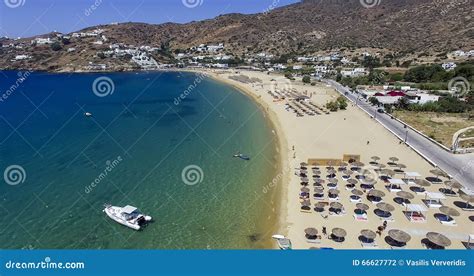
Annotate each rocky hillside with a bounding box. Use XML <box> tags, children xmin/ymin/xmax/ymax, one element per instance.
<box><xmin>1</xmin><ymin>0</ymin><xmax>472</xmax><ymax>71</ymax></box>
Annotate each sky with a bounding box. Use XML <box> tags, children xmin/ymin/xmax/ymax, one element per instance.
<box><xmin>0</xmin><ymin>0</ymin><xmax>300</xmax><ymax>38</ymax></box>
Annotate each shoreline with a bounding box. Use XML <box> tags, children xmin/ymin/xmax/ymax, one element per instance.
<box><xmin>199</xmin><ymin>70</ymin><xmax>291</xmax><ymax>249</ymax></box>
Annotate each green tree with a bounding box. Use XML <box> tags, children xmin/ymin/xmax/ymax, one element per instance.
<box><xmin>302</xmin><ymin>75</ymin><xmax>311</xmax><ymax>84</ymax></box>
<box><xmin>50</xmin><ymin>42</ymin><xmax>62</xmax><ymax>51</ymax></box>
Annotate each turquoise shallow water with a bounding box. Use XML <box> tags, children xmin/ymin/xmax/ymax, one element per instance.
<box><xmin>0</xmin><ymin>71</ymin><xmax>279</xmax><ymax>249</ymax></box>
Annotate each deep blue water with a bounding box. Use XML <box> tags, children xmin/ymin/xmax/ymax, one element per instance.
<box><xmin>0</xmin><ymin>70</ymin><xmax>279</xmax><ymax>249</ymax></box>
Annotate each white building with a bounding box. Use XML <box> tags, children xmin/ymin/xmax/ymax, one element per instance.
<box><xmin>14</xmin><ymin>55</ymin><xmax>30</xmax><ymax>60</ymax></box>
<box><xmin>341</xmin><ymin>67</ymin><xmax>367</xmax><ymax>77</ymax></box>
<box><xmin>405</xmin><ymin>92</ymin><xmax>440</xmax><ymax>105</ymax></box>
<box><xmin>442</xmin><ymin>62</ymin><xmax>457</xmax><ymax>71</ymax></box>
<box><xmin>32</xmin><ymin>37</ymin><xmax>52</xmax><ymax>45</ymax></box>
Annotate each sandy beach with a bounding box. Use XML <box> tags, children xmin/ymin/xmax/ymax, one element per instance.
<box><xmin>187</xmin><ymin>68</ymin><xmax>473</xmax><ymax>250</ymax></box>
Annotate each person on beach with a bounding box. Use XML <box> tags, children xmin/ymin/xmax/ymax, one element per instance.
<box><xmin>322</xmin><ymin>226</ymin><xmax>327</xmax><ymax>236</ymax></box>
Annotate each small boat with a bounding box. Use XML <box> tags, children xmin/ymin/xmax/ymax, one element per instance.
<box><xmin>84</xmin><ymin>112</ymin><xmax>93</xmax><ymax>117</ymax></box>
<box><xmin>272</xmin><ymin>234</ymin><xmax>292</xmax><ymax>250</ymax></box>
<box><xmin>233</xmin><ymin>152</ymin><xmax>250</xmax><ymax>161</ymax></box>
<box><xmin>103</xmin><ymin>204</ymin><xmax>152</xmax><ymax>230</ymax></box>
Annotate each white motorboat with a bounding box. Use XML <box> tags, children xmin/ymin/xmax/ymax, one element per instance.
<box><xmin>272</xmin><ymin>234</ymin><xmax>292</xmax><ymax>250</ymax></box>
<box><xmin>103</xmin><ymin>204</ymin><xmax>152</xmax><ymax>230</ymax></box>
<box><xmin>84</xmin><ymin>112</ymin><xmax>93</xmax><ymax>117</ymax></box>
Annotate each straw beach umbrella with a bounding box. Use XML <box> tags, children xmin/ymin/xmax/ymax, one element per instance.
<box><xmin>314</xmin><ymin>187</ymin><xmax>324</xmax><ymax>193</ymax></box>
<box><xmin>343</xmin><ymin>169</ymin><xmax>353</xmax><ymax>176</ymax></box>
<box><xmin>396</xmin><ymin>191</ymin><xmax>414</xmax><ymax>204</ymax></box>
<box><xmin>332</xmin><ymin>228</ymin><xmax>347</xmax><ymax>241</ymax></box>
<box><xmin>353</xmin><ymin>161</ymin><xmax>364</xmax><ymax>168</ymax></box>
<box><xmin>371</xmin><ymin>156</ymin><xmax>381</xmax><ymax>162</ymax></box>
<box><xmin>459</xmin><ymin>190</ymin><xmax>474</xmax><ymax>208</ymax></box>
<box><xmin>352</xmin><ymin>189</ymin><xmax>364</xmax><ymax>196</ymax></box>
<box><xmin>430</xmin><ymin>168</ymin><xmax>449</xmax><ymax>178</ymax></box>
<box><xmin>301</xmin><ymin>187</ymin><xmax>310</xmax><ymax>193</ymax></box>
<box><xmin>426</xmin><ymin>232</ymin><xmax>451</xmax><ymax>248</ymax></box>
<box><xmin>305</xmin><ymin>228</ymin><xmax>318</xmax><ymax>237</ymax></box>
<box><xmin>444</xmin><ymin>180</ymin><xmax>463</xmax><ymax>191</ymax></box>
<box><xmin>328</xmin><ymin>189</ymin><xmax>340</xmax><ymax>195</ymax></box>
<box><xmin>361</xmin><ymin>229</ymin><xmax>376</xmax><ymax>241</ymax></box>
<box><xmin>388</xmin><ymin>229</ymin><xmax>411</xmax><ymax>244</ymax></box>
<box><xmin>314</xmin><ymin>202</ymin><xmax>326</xmax><ymax>212</ymax></box>
<box><xmin>389</xmin><ymin>157</ymin><xmax>399</xmax><ymax>163</ymax></box>
<box><xmin>330</xmin><ymin>202</ymin><xmax>343</xmax><ymax>210</ymax></box>
<box><xmin>356</xmin><ymin>203</ymin><xmax>369</xmax><ymax>211</ymax></box>
<box><xmin>369</xmin><ymin>189</ymin><xmax>386</xmax><ymax>198</ymax></box>
<box><xmin>347</xmin><ymin>179</ymin><xmax>358</xmax><ymax>185</ymax></box>
<box><xmin>328</xmin><ymin>178</ymin><xmax>338</xmax><ymax>184</ymax></box>
<box><xmin>439</xmin><ymin>206</ymin><xmax>460</xmax><ymax>221</ymax></box>
<box><xmin>382</xmin><ymin>169</ymin><xmax>395</xmax><ymax>177</ymax></box>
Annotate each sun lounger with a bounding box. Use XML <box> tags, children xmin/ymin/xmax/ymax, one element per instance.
<box><xmin>306</xmin><ymin>239</ymin><xmax>322</xmax><ymax>244</ymax></box>
<box><xmin>353</xmin><ymin>214</ymin><xmax>368</xmax><ymax>221</ymax></box>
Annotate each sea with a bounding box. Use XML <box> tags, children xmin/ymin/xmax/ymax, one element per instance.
<box><xmin>0</xmin><ymin>70</ymin><xmax>280</xmax><ymax>249</ymax></box>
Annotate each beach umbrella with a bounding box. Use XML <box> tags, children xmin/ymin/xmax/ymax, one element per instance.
<box><xmin>382</xmin><ymin>169</ymin><xmax>395</xmax><ymax>177</ymax></box>
<box><xmin>314</xmin><ymin>178</ymin><xmax>325</xmax><ymax>185</ymax></box>
<box><xmin>426</xmin><ymin>232</ymin><xmax>451</xmax><ymax>248</ymax></box>
<box><xmin>377</xmin><ymin>163</ymin><xmax>387</xmax><ymax>169</ymax></box>
<box><xmin>305</xmin><ymin>228</ymin><xmax>318</xmax><ymax>236</ymax></box>
<box><xmin>389</xmin><ymin>157</ymin><xmax>399</xmax><ymax>163</ymax></box>
<box><xmin>314</xmin><ymin>202</ymin><xmax>326</xmax><ymax>210</ymax></box>
<box><xmin>301</xmin><ymin>200</ymin><xmax>311</xmax><ymax>206</ymax></box>
<box><xmin>369</xmin><ymin>189</ymin><xmax>386</xmax><ymax>198</ymax></box>
<box><xmin>363</xmin><ymin>178</ymin><xmax>377</xmax><ymax>185</ymax></box>
<box><xmin>388</xmin><ymin>229</ymin><xmax>411</xmax><ymax>243</ymax></box>
<box><xmin>353</xmin><ymin>161</ymin><xmax>364</xmax><ymax>167</ymax></box>
<box><xmin>301</xmin><ymin>187</ymin><xmax>310</xmax><ymax>193</ymax></box>
<box><xmin>327</xmin><ymin>169</ymin><xmax>336</xmax><ymax>174</ymax></box>
<box><xmin>312</xmin><ymin>169</ymin><xmax>321</xmax><ymax>175</ymax></box>
<box><xmin>396</xmin><ymin>191</ymin><xmax>415</xmax><ymax>200</ymax></box>
<box><xmin>459</xmin><ymin>191</ymin><xmax>474</xmax><ymax>206</ymax></box>
<box><xmin>377</xmin><ymin>202</ymin><xmax>395</xmax><ymax>213</ymax></box>
<box><xmin>352</xmin><ymin>189</ymin><xmax>364</xmax><ymax>196</ymax></box>
<box><xmin>328</xmin><ymin>189</ymin><xmax>340</xmax><ymax>195</ymax></box>
<box><xmin>332</xmin><ymin>228</ymin><xmax>347</xmax><ymax>238</ymax></box>
<box><xmin>439</xmin><ymin>206</ymin><xmax>460</xmax><ymax>219</ymax></box>
<box><xmin>300</xmin><ymin>162</ymin><xmax>308</xmax><ymax>167</ymax></box>
<box><xmin>415</xmin><ymin>179</ymin><xmax>431</xmax><ymax>187</ymax></box>
<box><xmin>361</xmin><ymin>229</ymin><xmax>376</xmax><ymax>240</ymax></box>
<box><xmin>444</xmin><ymin>180</ymin><xmax>463</xmax><ymax>190</ymax></box>
<box><xmin>371</xmin><ymin>156</ymin><xmax>381</xmax><ymax>162</ymax></box>
<box><xmin>326</xmin><ymin>166</ymin><xmax>335</xmax><ymax>171</ymax></box>
<box><xmin>430</xmin><ymin>168</ymin><xmax>449</xmax><ymax>179</ymax></box>
<box><xmin>356</xmin><ymin>203</ymin><xmax>369</xmax><ymax>211</ymax></box>
<box><xmin>343</xmin><ymin>169</ymin><xmax>353</xmax><ymax>176</ymax></box>
<box><xmin>397</xmin><ymin>164</ymin><xmax>407</xmax><ymax>170</ymax></box>
<box><xmin>339</xmin><ymin>162</ymin><xmax>348</xmax><ymax>167</ymax></box>
<box><xmin>314</xmin><ymin>187</ymin><xmax>324</xmax><ymax>193</ymax></box>
<box><xmin>330</xmin><ymin>202</ymin><xmax>343</xmax><ymax>210</ymax></box>
<box><xmin>327</xmin><ymin>160</ymin><xmax>336</xmax><ymax>167</ymax></box>
<box><xmin>301</xmin><ymin>177</ymin><xmax>309</xmax><ymax>183</ymax></box>
<box><xmin>347</xmin><ymin>179</ymin><xmax>358</xmax><ymax>185</ymax></box>
<box><xmin>328</xmin><ymin>178</ymin><xmax>338</xmax><ymax>184</ymax></box>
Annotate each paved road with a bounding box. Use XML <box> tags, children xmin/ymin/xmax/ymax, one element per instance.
<box><xmin>324</xmin><ymin>79</ymin><xmax>474</xmax><ymax>190</ymax></box>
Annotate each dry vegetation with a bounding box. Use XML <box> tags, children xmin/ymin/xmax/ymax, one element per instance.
<box><xmin>393</xmin><ymin>111</ymin><xmax>474</xmax><ymax>147</ymax></box>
